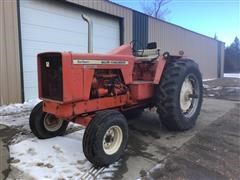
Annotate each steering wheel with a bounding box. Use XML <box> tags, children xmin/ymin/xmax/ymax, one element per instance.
<box><xmin>130</xmin><ymin>40</ymin><xmax>137</xmax><ymax>55</ymax></box>
<box><xmin>130</xmin><ymin>40</ymin><xmax>145</xmax><ymax>56</ymax></box>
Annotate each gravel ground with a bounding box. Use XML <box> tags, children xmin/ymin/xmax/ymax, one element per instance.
<box><xmin>142</xmin><ymin>104</ymin><xmax>240</xmax><ymax>180</ymax></box>
<box><xmin>203</xmin><ymin>77</ymin><xmax>240</xmax><ymax>101</ymax></box>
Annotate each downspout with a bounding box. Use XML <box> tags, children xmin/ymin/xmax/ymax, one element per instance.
<box><xmin>82</xmin><ymin>14</ymin><xmax>93</xmax><ymax>53</ymax></box>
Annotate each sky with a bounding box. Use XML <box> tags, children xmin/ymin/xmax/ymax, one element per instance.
<box><xmin>111</xmin><ymin>0</ymin><xmax>240</xmax><ymax>46</ymax></box>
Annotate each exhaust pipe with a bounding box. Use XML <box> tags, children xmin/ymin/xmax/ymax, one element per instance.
<box><xmin>82</xmin><ymin>14</ymin><xmax>93</xmax><ymax>53</ymax></box>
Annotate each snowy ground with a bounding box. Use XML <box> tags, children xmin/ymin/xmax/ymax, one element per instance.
<box><xmin>203</xmin><ymin>77</ymin><xmax>240</xmax><ymax>101</ymax></box>
<box><xmin>9</xmin><ymin>131</ymin><xmax>121</xmax><ymax>179</ymax></box>
<box><xmin>203</xmin><ymin>73</ymin><xmax>240</xmax><ymax>82</ymax></box>
<box><xmin>0</xmin><ymin>100</ymin><xmax>39</xmax><ymax>129</ymax></box>
<box><xmin>0</xmin><ymin>101</ymin><xmax>121</xmax><ymax>180</ymax></box>
<box><xmin>224</xmin><ymin>73</ymin><xmax>240</xmax><ymax>78</ymax></box>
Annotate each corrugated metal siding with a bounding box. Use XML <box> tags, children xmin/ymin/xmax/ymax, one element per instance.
<box><xmin>133</xmin><ymin>11</ymin><xmax>148</xmax><ymax>49</ymax></box>
<box><xmin>148</xmin><ymin>17</ymin><xmax>224</xmax><ymax>79</ymax></box>
<box><xmin>0</xmin><ymin>0</ymin><xmax>22</xmax><ymax>105</ymax></box>
<box><xmin>65</xmin><ymin>0</ymin><xmax>133</xmax><ymax>42</ymax></box>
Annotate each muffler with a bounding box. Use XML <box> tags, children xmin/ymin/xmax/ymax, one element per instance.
<box><xmin>82</xmin><ymin>14</ymin><xmax>93</xmax><ymax>53</ymax></box>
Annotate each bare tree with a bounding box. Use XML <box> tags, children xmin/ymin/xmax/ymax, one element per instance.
<box><xmin>141</xmin><ymin>0</ymin><xmax>171</xmax><ymax>19</ymax></box>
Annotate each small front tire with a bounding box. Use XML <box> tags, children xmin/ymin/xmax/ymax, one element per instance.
<box><xmin>83</xmin><ymin>110</ymin><xmax>128</xmax><ymax>167</ymax></box>
<box><xmin>29</xmin><ymin>102</ymin><xmax>69</xmax><ymax>139</ymax></box>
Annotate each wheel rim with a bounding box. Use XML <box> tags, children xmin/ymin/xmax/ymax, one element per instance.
<box><xmin>180</xmin><ymin>74</ymin><xmax>200</xmax><ymax>118</ymax></box>
<box><xmin>102</xmin><ymin>125</ymin><xmax>123</xmax><ymax>155</ymax></box>
<box><xmin>43</xmin><ymin>114</ymin><xmax>63</xmax><ymax>132</ymax></box>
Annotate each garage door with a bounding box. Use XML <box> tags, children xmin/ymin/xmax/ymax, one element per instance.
<box><xmin>20</xmin><ymin>0</ymin><xmax>120</xmax><ymax>100</ymax></box>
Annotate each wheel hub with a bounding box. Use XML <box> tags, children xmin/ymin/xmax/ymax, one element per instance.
<box><xmin>179</xmin><ymin>74</ymin><xmax>200</xmax><ymax>118</ymax></box>
<box><xmin>103</xmin><ymin>125</ymin><xmax>123</xmax><ymax>155</ymax></box>
<box><xmin>180</xmin><ymin>78</ymin><xmax>194</xmax><ymax>112</ymax></box>
<box><xmin>43</xmin><ymin>114</ymin><xmax>63</xmax><ymax>132</ymax></box>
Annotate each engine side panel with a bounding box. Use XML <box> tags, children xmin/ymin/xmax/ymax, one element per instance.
<box><xmin>71</xmin><ymin>53</ymin><xmax>134</xmax><ymax>101</ymax></box>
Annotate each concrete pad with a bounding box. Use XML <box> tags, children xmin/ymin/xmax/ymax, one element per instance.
<box><xmin>115</xmin><ymin>98</ymin><xmax>237</xmax><ymax>179</ymax></box>
<box><xmin>143</xmin><ymin>103</ymin><xmax>240</xmax><ymax>179</ymax></box>
<box><xmin>0</xmin><ymin>125</ymin><xmax>18</xmax><ymax>180</ymax></box>
<box><xmin>0</xmin><ymin>125</ymin><xmax>10</xmax><ymax>180</ymax></box>
<box><xmin>0</xmin><ymin>139</ymin><xmax>9</xmax><ymax>180</ymax></box>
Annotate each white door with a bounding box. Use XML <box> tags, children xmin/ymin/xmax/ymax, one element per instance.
<box><xmin>20</xmin><ymin>0</ymin><xmax>120</xmax><ymax>100</ymax></box>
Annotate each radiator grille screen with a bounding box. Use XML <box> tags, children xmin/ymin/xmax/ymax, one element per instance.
<box><xmin>39</xmin><ymin>53</ymin><xmax>63</xmax><ymax>101</ymax></box>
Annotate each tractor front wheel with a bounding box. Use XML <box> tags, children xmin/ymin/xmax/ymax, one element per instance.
<box><xmin>156</xmin><ymin>59</ymin><xmax>203</xmax><ymax>131</ymax></box>
<box><xmin>29</xmin><ymin>102</ymin><xmax>69</xmax><ymax>139</ymax></box>
<box><xmin>83</xmin><ymin>110</ymin><xmax>128</xmax><ymax>166</ymax></box>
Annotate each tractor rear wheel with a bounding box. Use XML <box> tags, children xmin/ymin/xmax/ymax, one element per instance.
<box><xmin>83</xmin><ymin>110</ymin><xmax>128</xmax><ymax>167</ymax></box>
<box><xmin>29</xmin><ymin>102</ymin><xmax>69</xmax><ymax>139</ymax></box>
<box><xmin>156</xmin><ymin>59</ymin><xmax>203</xmax><ymax>131</ymax></box>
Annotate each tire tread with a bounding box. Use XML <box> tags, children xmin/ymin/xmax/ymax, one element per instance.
<box><xmin>156</xmin><ymin>59</ymin><xmax>203</xmax><ymax>131</ymax></box>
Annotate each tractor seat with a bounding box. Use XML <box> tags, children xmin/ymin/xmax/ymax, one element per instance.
<box><xmin>135</xmin><ymin>49</ymin><xmax>160</xmax><ymax>62</ymax></box>
<box><xmin>135</xmin><ymin>55</ymin><xmax>159</xmax><ymax>62</ymax></box>
<box><xmin>137</xmin><ymin>49</ymin><xmax>160</xmax><ymax>57</ymax></box>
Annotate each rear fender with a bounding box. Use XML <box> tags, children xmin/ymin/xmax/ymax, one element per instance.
<box><xmin>153</xmin><ymin>57</ymin><xmax>167</xmax><ymax>84</ymax></box>
<box><xmin>153</xmin><ymin>54</ymin><xmax>183</xmax><ymax>84</ymax></box>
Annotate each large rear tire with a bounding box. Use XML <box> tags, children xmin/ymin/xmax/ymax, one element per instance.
<box><xmin>156</xmin><ymin>59</ymin><xmax>203</xmax><ymax>131</ymax></box>
<box><xmin>83</xmin><ymin>110</ymin><xmax>128</xmax><ymax>167</ymax></box>
<box><xmin>29</xmin><ymin>102</ymin><xmax>69</xmax><ymax>139</ymax></box>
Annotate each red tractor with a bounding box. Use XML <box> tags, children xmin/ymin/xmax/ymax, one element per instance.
<box><xmin>29</xmin><ymin>15</ymin><xmax>203</xmax><ymax>167</ymax></box>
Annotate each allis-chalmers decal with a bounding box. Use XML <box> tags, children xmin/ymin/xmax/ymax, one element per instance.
<box><xmin>73</xmin><ymin>59</ymin><xmax>128</xmax><ymax>65</ymax></box>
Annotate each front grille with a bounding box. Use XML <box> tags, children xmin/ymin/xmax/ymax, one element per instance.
<box><xmin>39</xmin><ymin>53</ymin><xmax>63</xmax><ymax>101</ymax></box>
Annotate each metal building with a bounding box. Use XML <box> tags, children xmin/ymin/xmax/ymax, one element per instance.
<box><xmin>0</xmin><ymin>0</ymin><xmax>225</xmax><ymax>105</ymax></box>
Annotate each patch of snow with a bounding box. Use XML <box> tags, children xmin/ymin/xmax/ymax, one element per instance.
<box><xmin>11</xmin><ymin>133</ymin><xmax>34</xmax><ymax>145</ymax></box>
<box><xmin>203</xmin><ymin>84</ymin><xmax>210</xmax><ymax>88</ymax></box>
<box><xmin>208</xmin><ymin>94</ymin><xmax>215</xmax><ymax>97</ymax></box>
<box><xmin>224</xmin><ymin>73</ymin><xmax>240</xmax><ymax>78</ymax></box>
<box><xmin>0</xmin><ymin>99</ymin><xmax>39</xmax><ymax>116</ymax></box>
<box><xmin>149</xmin><ymin>163</ymin><xmax>164</xmax><ymax>173</ymax></box>
<box><xmin>0</xmin><ymin>112</ymin><xmax>30</xmax><ymax>130</ymax></box>
<box><xmin>0</xmin><ymin>100</ymin><xmax>39</xmax><ymax>130</ymax></box>
<box><xmin>224</xmin><ymin>87</ymin><xmax>240</xmax><ymax>90</ymax></box>
<box><xmin>203</xmin><ymin>78</ymin><xmax>217</xmax><ymax>82</ymax></box>
<box><xmin>211</xmin><ymin>86</ymin><xmax>223</xmax><ymax>91</ymax></box>
<box><xmin>141</xmin><ymin>162</ymin><xmax>166</xmax><ymax>180</ymax></box>
<box><xmin>9</xmin><ymin>130</ymin><xmax>120</xmax><ymax>180</ymax></box>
